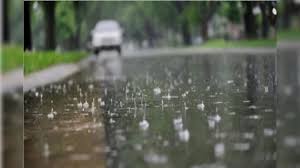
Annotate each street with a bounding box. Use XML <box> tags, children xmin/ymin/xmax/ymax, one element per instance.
<box><xmin>24</xmin><ymin>51</ymin><xmax>276</xmax><ymax>168</ymax></box>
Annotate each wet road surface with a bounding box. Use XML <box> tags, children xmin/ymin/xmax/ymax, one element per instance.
<box><xmin>277</xmin><ymin>45</ymin><xmax>300</xmax><ymax>168</ymax></box>
<box><xmin>25</xmin><ymin>51</ymin><xmax>277</xmax><ymax>168</ymax></box>
<box><xmin>3</xmin><ymin>90</ymin><xmax>23</xmax><ymax>168</ymax></box>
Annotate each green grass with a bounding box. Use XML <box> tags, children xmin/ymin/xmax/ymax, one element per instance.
<box><xmin>1</xmin><ymin>45</ymin><xmax>23</xmax><ymax>73</ymax></box>
<box><xmin>201</xmin><ymin>39</ymin><xmax>276</xmax><ymax>48</ymax></box>
<box><xmin>24</xmin><ymin>50</ymin><xmax>87</xmax><ymax>75</ymax></box>
<box><xmin>278</xmin><ymin>29</ymin><xmax>300</xmax><ymax>40</ymax></box>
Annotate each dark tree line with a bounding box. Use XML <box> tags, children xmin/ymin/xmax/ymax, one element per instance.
<box><xmin>23</xmin><ymin>1</ymin><xmax>278</xmax><ymax>51</ymax></box>
<box><xmin>2</xmin><ymin>0</ymin><xmax>9</xmax><ymax>43</ymax></box>
<box><xmin>24</xmin><ymin>1</ymin><xmax>56</xmax><ymax>51</ymax></box>
<box><xmin>24</xmin><ymin>1</ymin><xmax>31</xmax><ymax>50</ymax></box>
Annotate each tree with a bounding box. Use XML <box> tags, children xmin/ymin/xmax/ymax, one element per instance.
<box><xmin>43</xmin><ymin>1</ymin><xmax>56</xmax><ymax>50</ymax></box>
<box><xmin>173</xmin><ymin>1</ymin><xmax>191</xmax><ymax>45</ymax></box>
<box><xmin>2</xmin><ymin>0</ymin><xmax>9</xmax><ymax>43</ymax></box>
<box><xmin>243</xmin><ymin>2</ymin><xmax>257</xmax><ymax>39</ymax></box>
<box><xmin>282</xmin><ymin>0</ymin><xmax>292</xmax><ymax>29</ymax></box>
<box><xmin>199</xmin><ymin>1</ymin><xmax>219</xmax><ymax>41</ymax></box>
<box><xmin>259</xmin><ymin>2</ymin><xmax>269</xmax><ymax>38</ymax></box>
<box><xmin>73</xmin><ymin>1</ymin><xmax>81</xmax><ymax>48</ymax></box>
<box><xmin>24</xmin><ymin>1</ymin><xmax>32</xmax><ymax>50</ymax></box>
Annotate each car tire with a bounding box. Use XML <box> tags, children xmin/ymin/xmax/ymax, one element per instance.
<box><xmin>116</xmin><ymin>46</ymin><xmax>121</xmax><ymax>56</ymax></box>
<box><xmin>94</xmin><ymin>48</ymin><xmax>100</xmax><ymax>55</ymax></box>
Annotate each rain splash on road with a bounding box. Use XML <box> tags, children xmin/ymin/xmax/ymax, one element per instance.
<box><xmin>25</xmin><ymin>51</ymin><xmax>276</xmax><ymax>168</ymax></box>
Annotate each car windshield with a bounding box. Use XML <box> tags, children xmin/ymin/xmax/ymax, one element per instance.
<box><xmin>94</xmin><ymin>21</ymin><xmax>120</xmax><ymax>32</ymax></box>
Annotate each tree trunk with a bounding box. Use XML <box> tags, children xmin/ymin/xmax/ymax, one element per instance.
<box><xmin>200</xmin><ymin>1</ymin><xmax>218</xmax><ymax>42</ymax></box>
<box><xmin>24</xmin><ymin>1</ymin><xmax>32</xmax><ymax>50</ymax></box>
<box><xmin>73</xmin><ymin>1</ymin><xmax>80</xmax><ymax>49</ymax></box>
<box><xmin>282</xmin><ymin>0</ymin><xmax>291</xmax><ymax>29</ymax></box>
<box><xmin>260</xmin><ymin>2</ymin><xmax>269</xmax><ymax>38</ymax></box>
<box><xmin>181</xmin><ymin>18</ymin><xmax>191</xmax><ymax>45</ymax></box>
<box><xmin>174</xmin><ymin>1</ymin><xmax>191</xmax><ymax>46</ymax></box>
<box><xmin>144</xmin><ymin>20</ymin><xmax>155</xmax><ymax>47</ymax></box>
<box><xmin>243</xmin><ymin>2</ymin><xmax>257</xmax><ymax>39</ymax></box>
<box><xmin>201</xmin><ymin>20</ymin><xmax>208</xmax><ymax>42</ymax></box>
<box><xmin>2</xmin><ymin>0</ymin><xmax>9</xmax><ymax>43</ymax></box>
<box><xmin>43</xmin><ymin>1</ymin><xmax>56</xmax><ymax>50</ymax></box>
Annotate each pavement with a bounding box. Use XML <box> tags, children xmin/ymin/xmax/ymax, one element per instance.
<box><xmin>0</xmin><ymin>68</ymin><xmax>23</xmax><ymax>94</ymax></box>
<box><xmin>123</xmin><ymin>47</ymin><xmax>276</xmax><ymax>58</ymax></box>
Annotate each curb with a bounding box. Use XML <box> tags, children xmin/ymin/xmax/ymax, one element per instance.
<box><xmin>0</xmin><ymin>68</ymin><xmax>23</xmax><ymax>94</ymax></box>
<box><xmin>23</xmin><ymin>56</ymin><xmax>93</xmax><ymax>92</ymax></box>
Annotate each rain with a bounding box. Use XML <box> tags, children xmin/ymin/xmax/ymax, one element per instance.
<box><xmin>24</xmin><ymin>53</ymin><xmax>277</xmax><ymax>168</ymax></box>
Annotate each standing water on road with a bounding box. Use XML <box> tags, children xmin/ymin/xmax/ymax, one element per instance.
<box><xmin>25</xmin><ymin>52</ymin><xmax>276</xmax><ymax>168</ymax></box>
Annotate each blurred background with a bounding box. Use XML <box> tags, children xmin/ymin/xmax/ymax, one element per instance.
<box><xmin>0</xmin><ymin>0</ymin><xmax>299</xmax><ymax>168</ymax></box>
<box><xmin>24</xmin><ymin>1</ymin><xmax>277</xmax><ymax>51</ymax></box>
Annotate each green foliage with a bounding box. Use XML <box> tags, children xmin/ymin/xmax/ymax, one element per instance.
<box><xmin>219</xmin><ymin>2</ymin><xmax>241</xmax><ymax>23</ymax></box>
<box><xmin>55</xmin><ymin>1</ymin><xmax>76</xmax><ymax>41</ymax></box>
<box><xmin>9</xmin><ymin>0</ymin><xmax>23</xmax><ymax>45</ymax></box>
<box><xmin>201</xmin><ymin>39</ymin><xmax>276</xmax><ymax>48</ymax></box>
<box><xmin>24</xmin><ymin>50</ymin><xmax>87</xmax><ymax>75</ymax></box>
<box><xmin>31</xmin><ymin>1</ymin><xmax>45</xmax><ymax>49</ymax></box>
<box><xmin>278</xmin><ymin>29</ymin><xmax>300</xmax><ymax>40</ymax></box>
<box><xmin>184</xmin><ymin>2</ymin><xmax>201</xmax><ymax>25</ymax></box>
<box><xmin>1</xmin><ymin>45</ymin><xmax>23</xmax><ymax>73</ymax></box>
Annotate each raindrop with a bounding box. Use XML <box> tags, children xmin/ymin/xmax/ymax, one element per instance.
<box><xmin>162</xmin><ymin>92</ymin><xmax>178</xmax><ymax>100</ymax></box>
<box><xmin>248</xmin><ymin>105</ymin><xmax>257</xmax><ymax>110</ymax></box>
<box><xmin>109</xmin><ymin>118</ymin><xmax>116</xmax><ymax>124</ymax></box>
<box><xmin>88</xmin><ymin>84</ymin><xmax>94</xmax><ymax>90</ymax></box>
<box><xmin>161</xmin><ymin>99</ymin><xmax>164</xmax><ymax>110</ymax></box>
<box><xmin>214</xmin><ymin>101</ymin><xmax>223</xmax><ymax>105</ymax></box>
<box><xmin>178</xmin><ymin>129</ymin><xmax>190</xmax><ymax>142</ymax></box>
<box><xmin>249</xmin><ymin>115</ymin><xmax>260</xmax><ymax>120</ymax></box>
<box><xmin>91</xmin><ymin>99</ymin><xmax>96</xmax><ymax>114</ymax></box>
<box><xmin>213</xmin><ymin>114</ymin><xmax>221</xmax><ymax>122</ymax></box>
<box><xmin>264</xmin><ymin>128</ymin><xmax>275</xmax><ymax>137</ymax></box>
<box><xmin>197</xmin><ymin>101</ymin><xmax>205</xmax><ymax>111</ymax></box>
<box><xmin>264</xmin><ymin>108</ymin><xmax>273</xmax><ymax>113</ymax></box>
<box><xmin>242</xmin><ymin>132</ymin><xmax>254</xmax><ymax>140</ymax></box>
<box><xmin>43</xmin><ymin>143</ymin><xmax>50</xmax><ymax>158</ymax></box>
<box><xmin>139</xmin><ymin>119</ymin><xmax>149</xmax><ymax>131</ymax></box>
<box><xmin>77</xmin><ymin>101</ymin><xmax>83</xmax><ymax>109</ymax></box>
<box><xmin>173</xmin><ymin>117</ymin><xmax>183</xmax><ymax>131</ymax></box>
<box><xmin>227</xmin><ymin>80</ymin><xmax>234</xmax><ymax>84</ymax></box>
<box><xmin>264</xmin><ymin>86</ymin><xmax>269</xmax><ymax>93</ymax></box>
<box><xmin>214</xmin><ymin>143</ymin><xmax>225</xmax><ymax>158</ymax></box>
<box><xmin>183</xmin><ymin>102</ymin><xmax>188</xmax><ymax>111</ymax></box>
<box><xmin>188</xmin><ymin>78</ymin><xmax>192</xmax><ymax>84</ymax></box>
<box><xmin>104</xmin><ymin>88</ymin><xmax>108</xmax><ymax>96</ymax></box>
<box><xmin>153</xmin><ymin>87</ymin><xmax>161</xmax><ymax>95</ymax></box>
<box><xmin>144</xmin><ymin>152</ymin><xmax>168</xmax><ymax>164</ymax></box>
<box><xmin>208</xmin><ymin>119</ymin><xmax>216</xmax><ymax>129</ymax></box>
<box><xmin>181</xmin><ymin>91</ymin><xmax>188</xmax><ymax>98</ymax></box>
<box><xmin>83</xmin><ymin>100</ymin><xmax>89</xmax><ymax>110</ymax></box>
<box><xmin>47</xmin><ymin>108</ymin><xmax>55</xmax><ymax>120</ymax></box>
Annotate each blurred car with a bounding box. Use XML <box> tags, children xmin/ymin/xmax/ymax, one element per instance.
<box><xmin>90</xmin><ymin>20</ymin><xmax>123</xmax><ymax>55</ymax></box>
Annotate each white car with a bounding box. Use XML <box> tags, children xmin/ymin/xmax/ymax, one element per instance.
<box><xmin>90</xmin><ymin>20</ymin><xmax>123</xmax><ymax>55</ymax></box>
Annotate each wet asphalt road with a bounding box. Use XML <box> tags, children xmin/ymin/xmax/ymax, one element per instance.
<box><xmin>22</xmin><ymin>50</ymin><xmax>291</xmax><ymax>168</ymax></box>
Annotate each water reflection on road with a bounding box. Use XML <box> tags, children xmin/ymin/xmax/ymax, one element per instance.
<box><xmin>277</xmin><ymin>45</ymin><xmax>300</xmax><ymax>168</ymax></box>
<box><xmin>25</xmin><ymin>51</ymin><xmax>276</xmax><ymax>168</ymax></box>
